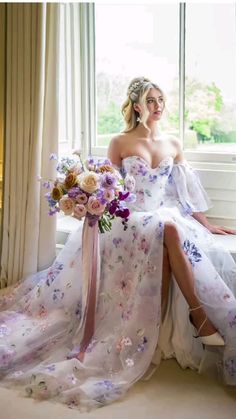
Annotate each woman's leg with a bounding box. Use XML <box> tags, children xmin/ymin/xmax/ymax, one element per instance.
<box><xmin>163</xmin><ymin>222</ymin><xmax>217</xmax><ymax>336</ymax></box>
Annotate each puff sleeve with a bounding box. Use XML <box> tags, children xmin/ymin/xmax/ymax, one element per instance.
<box><xmin>165</xmin><ymin>160</ymin><xmax>212</xmax><ymax>215</ymax></box>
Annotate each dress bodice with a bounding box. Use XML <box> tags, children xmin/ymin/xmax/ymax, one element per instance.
<box><xmin>122</xmin><ymin>155</ymin><xmax>174</xmax><ymax>211</ymax></box>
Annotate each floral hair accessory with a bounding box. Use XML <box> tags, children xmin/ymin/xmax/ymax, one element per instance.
<box><xmin>127</xmin><ymin>78</ymin><xmax>145</xmax><ymax>96</ymax></box>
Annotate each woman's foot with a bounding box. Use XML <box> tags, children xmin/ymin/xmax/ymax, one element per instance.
<box><xmin>189</xmin><ymin>305</ymin><xmax>225</xmax><ymax>346</ymax></box>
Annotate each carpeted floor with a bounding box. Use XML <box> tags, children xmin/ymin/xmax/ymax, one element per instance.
<box><xmin>0</xmin><ymin>359</ymin><xmax>236</xmax><ymax>419</ymax></box>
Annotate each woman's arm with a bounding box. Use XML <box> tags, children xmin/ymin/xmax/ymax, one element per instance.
<box><xmin>107</xmin><ymin>136</ymin><xmax>122</xmax><ymax>167</ymax></box>
<box><xmin>170</xmin><ymin>138</ymin><xmax>236</xmax><ymax>235</ymax></box>
<box><xmin>192</xmin><ymin>212</ymin><xmax>236</xmax><ymax>235</ymax></box>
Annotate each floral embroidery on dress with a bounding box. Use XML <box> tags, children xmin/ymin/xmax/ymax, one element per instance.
<box><xmin>228</xmin><ymin>312</ymin><xmax>236</xmax><ymax>328</ymax></box>
<box><xmin>137</xmin><ymin>336</ymin><xmax>148</xmax><ymax>353</ymax></box>
<box><xmin>183</xmin><ymin>240</ymin><xmax>202</xmax><ymax>266</ymax></box>
<box><xmin>148</xmin><ymin>174</ymin><xmax>158</xmax><ymax>183</ymax></box>
<box><xmin>0</xmin><ymin>324</ymin><xmax>12</xmax><ymax>337</ymax></box>
<box><xmin>52</xmin><ymin>289</ymin><xmax>65</xmax><ymax>302</ymax></box>
<box><xmin>137</xmin><ymin>236</ymin><xmax>150</xmax><ymax>254</ymax></box>
<box><xmin>45</xmin><ymin>262</ymin><xmax>64</xmax><ymax>286</ymax></box>
<box><xmin>0</xmin><ymin>153</ymin><xmax>235</xmax><ymax>410</ymax></box>
<box><xmin>142</xmin><ymin>215</ymin><xmax>153</xmax><ymax>226</ymax></box>
<box><xmin>224</xmin><ymin>357</ymin><xmax>236</xmax><ymax>377</ymax></box>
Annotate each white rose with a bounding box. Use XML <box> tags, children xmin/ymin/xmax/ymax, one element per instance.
<box><xmin>79</xmin><ymin>172</ymin><xmax>99</xmax><ymax>194</ymax></box>
<box><xmin>59</xmin><ymin>196</ymin><xmax>75</xmax><ymax>215</ymax></box>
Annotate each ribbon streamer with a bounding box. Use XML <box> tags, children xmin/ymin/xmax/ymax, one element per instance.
<box><xmin>79</xmin><ymin>216</ymin><xmax>100</xmax><ymax>357</ymax></box>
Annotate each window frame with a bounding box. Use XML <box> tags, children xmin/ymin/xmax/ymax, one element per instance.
<box><xmin>87</xmin><ymin>3</ymin><xmax>236</xmax><ymax>166</ymax></box>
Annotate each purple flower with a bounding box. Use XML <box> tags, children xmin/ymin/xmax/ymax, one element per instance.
<box><xmin>68</xmin><ymin>187</ymin><xmax>82</xmax><ymax>199</ymax></box>
<box><xmin>118</xmin><ymin>191</ymin><xmax>129</xmax><ymax>201</ymax></box>
<box><xmin>124</xmin><ymin>193</ymin><xmax>136</xmax><ymax>203</ymax></box>
<box><xmin>45</xmin><ymin>192</ymin><xmax>57</xmax><ymax>207</ymax></box>
<box><xmin>97</xmin><ymin>158</ymin><xmax>111</xmax><ymax>167</ymax></box>
<box><xmin>49</xmin><ymin>153</ymin><xmax>58</xmax><ymax>161</ymax></box>
<box><xmin>115</xmin><ymin>208</ymin><xmax>130</xmax><ymax>219</ymax></box>
<box><xmin>49</xmin><ymin>207</ymin><xmax>60</xmax><ymax>216</ymax></box>
<box><xmin>42</xmin><ymin>181</ymin><xmax>52</xmax><ymax>189</ymax></box>
<box><xmin>101</xmin><ymin>173</ymin><xmax>116</xmax><ymax>189</ymax></box>
<box><xmin>96</xmin><ymin>188</ymin><xmax>108</xmax><ymax>205</ymax></box>
<box><xmin>108</xmin><ymin>200</ymin><xmax>118</xmax><ymax>215</ymax></box>
<box><xmin>87</xmin><ymin>156</ymin><xmax>95</xmax><ymax>164</ymax></box>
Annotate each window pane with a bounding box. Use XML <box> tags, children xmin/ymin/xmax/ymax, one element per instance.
<box><xmin>95</xmin><ymin>4</ymin><xmax>179</xmax><ymax>147</ymax></box>
<box><xmin>185</xmin><ymin>4</ymin><xmax>236</xmax><ymax>152</ymax></box>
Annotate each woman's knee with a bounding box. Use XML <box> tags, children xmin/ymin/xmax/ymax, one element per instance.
<box><xmin>164</xmin><ymin>222</ymin><xmax>180</xmax><ymax>246</ymax></box>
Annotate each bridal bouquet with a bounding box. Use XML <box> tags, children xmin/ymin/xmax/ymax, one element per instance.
<box><xmin>41</xmin><ymin>151</ymin><xmax>136</xmax><ymax>233</ymax></box>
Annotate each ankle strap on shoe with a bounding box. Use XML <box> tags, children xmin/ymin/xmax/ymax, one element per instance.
<box><xmin>196</xmin><ymin>316</ymin><xmax>207</xmax><ymax>336</ymax></box>
<box><xmin>189</xmin><ymin>304</ymin><xmax>203</xmax><ymax>312</ymax></box>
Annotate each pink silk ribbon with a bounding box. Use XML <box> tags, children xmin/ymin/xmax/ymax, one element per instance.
<box><xmin>79</xmin><ymin>216</ymin><xmax>100</xmax><ymax>354</ymax></box>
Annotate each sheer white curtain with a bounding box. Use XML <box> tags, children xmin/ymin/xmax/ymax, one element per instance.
<box><xmin>0</xmin><ymin>3</ymin><xmax>60</xmax><ymax>288</ymax></box>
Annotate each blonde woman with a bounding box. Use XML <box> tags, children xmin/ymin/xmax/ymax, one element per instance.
<box><xmin>108</xmin><ymin>76</ymin><xmax>236</xmax><ymax>347</ymax></box>
<box><xmin>0</xmin><ymin>76</ymin><xmax>236</xmax><ymax>410</ymax></box>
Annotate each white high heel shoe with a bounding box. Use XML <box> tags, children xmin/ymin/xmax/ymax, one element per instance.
<box><xmin>189</xmin><ymin>305</ymin><xmax>225</xmax><ymax>347</ymax></box>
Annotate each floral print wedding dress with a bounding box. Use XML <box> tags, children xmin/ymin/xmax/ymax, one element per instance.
<box><xmin>0</xmin><ymin>154</ymin><xmax>236</xmax><ymax>410</ymax></box>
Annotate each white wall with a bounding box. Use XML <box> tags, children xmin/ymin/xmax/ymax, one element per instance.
<box><xmin>192</xmin><ymin>165</ymin><xmax>236</xmax><ymax>229</ymax></box>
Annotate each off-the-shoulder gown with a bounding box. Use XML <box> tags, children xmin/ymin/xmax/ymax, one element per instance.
<box><xmin>0</xmin><ymin>155</ymin><xmax>236</xmax><ymax>410</ymax></box>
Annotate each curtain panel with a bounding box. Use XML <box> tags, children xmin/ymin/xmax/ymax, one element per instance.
<box><xmin>0</xmin><ymin>3</ymin><xmax>60</xmax><ymax>288</ymax></box>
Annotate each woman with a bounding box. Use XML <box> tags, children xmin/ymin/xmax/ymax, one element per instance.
<box><xmin>0</xmin><ymin>77</ymin><xmax>236</xmax><ymax>410</ymax></box>
<box><xmin>108</xmin><ymin>76</ymin><xmax>236</xmax><ymax>346</ymax></box>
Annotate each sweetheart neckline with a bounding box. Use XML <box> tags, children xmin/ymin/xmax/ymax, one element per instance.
<box><xmin>122</xmin><ymin>155</ymin><xmax>173</xmax><ymax>170</ymax></box>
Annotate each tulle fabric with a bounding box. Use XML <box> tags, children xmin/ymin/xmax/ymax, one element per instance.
<box><xmin>0</xmin><ymin>155</ymin><xmax>236</xmax><ymax>411</ymax></box>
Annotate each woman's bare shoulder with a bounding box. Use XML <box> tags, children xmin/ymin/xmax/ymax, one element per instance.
<box><xmin>108</xmin><ymin>133</ymin><xmax>127</xmax><ymax>166</ymax></box>
<box><xmin>164</xmin><ymin>134</ymin><xmax>184</xmax><ymax>162</ymax></box>
<box><xmin>163</xmin><ymin>135</ymin><xmax>181</xmax><ymax>151</ymax></box>
<box><xmin>110</xmin><ymin>132</ymin><xmax>130</xmax><ymax>143</ymax></box>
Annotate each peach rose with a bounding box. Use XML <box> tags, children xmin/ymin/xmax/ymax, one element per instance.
<box><xmin>79</xmin><ymin>172</ymin><xmax>99</xmax><ymax>194</ymax></box>
<box><xmin>98</xmin><ymin>164</ymin><xmax>115</xmax><ymax>174</ymax></box>
<box><xmin>73</xmin><ymin>204</ymin><xmax>87</xmax><ymax>220</ymax></box>
<box><xmin>87</xmin><ymin>196</ymin><xmax>106</xmax><ymax>216</ymax></box>
<box><xmin>103</xmin><ymin>189</ymin><xmax>115</xmax><ymax>203</ymax></box>
<box><xmin>75</xmin><ymin>193</ymin><xmax>88</xmax><ymax>205</ymax></box>
<box><xmin>59</xmin><ymin>196</ymin><xmax>75</xmax><ymax>215</ymax></box>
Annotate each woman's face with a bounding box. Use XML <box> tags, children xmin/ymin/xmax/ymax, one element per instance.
<box><xmin>145</xmin><ymin>88</ymin><xmax>165</xmax><ymax>121</ymax></box>
<box><xmin>135</xmin><ymin>88</ymin><xmax>165</xmax><ymax>122</ymax></box>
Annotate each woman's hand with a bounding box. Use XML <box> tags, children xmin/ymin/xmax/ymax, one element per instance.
<box><xmin>207</xmin><ymin>224</ymin><xmax>236</xmax><ymax>235</ymax></box>
<box><xmin>192</xmin><ymin>212</ymin><xmax>236</xmax><ymax>235</ymax></box>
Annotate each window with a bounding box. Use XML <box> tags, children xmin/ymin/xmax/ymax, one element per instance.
<box><xmin>58</xmin><ymin>3</ymin><xmax>81</xmax><ymax>159</ymax></box>
<box><xmin>185</xmin><ymin>3</ymin><xmax>236</xmax><ymax>153</ymax></box>
<box><xmin>56</xmin><ymin>3</ymin><xmax>236</xmax><ymax>238</ymax></box>
<box><xmin>95</xmin><ymin>4</ymin><xmax>179</xmax><ymax>149</ymax></box>
<box><xmin>94</xmin><ymin>3</ymin><xmax>236</xmax><ymax>162</ymax></box>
